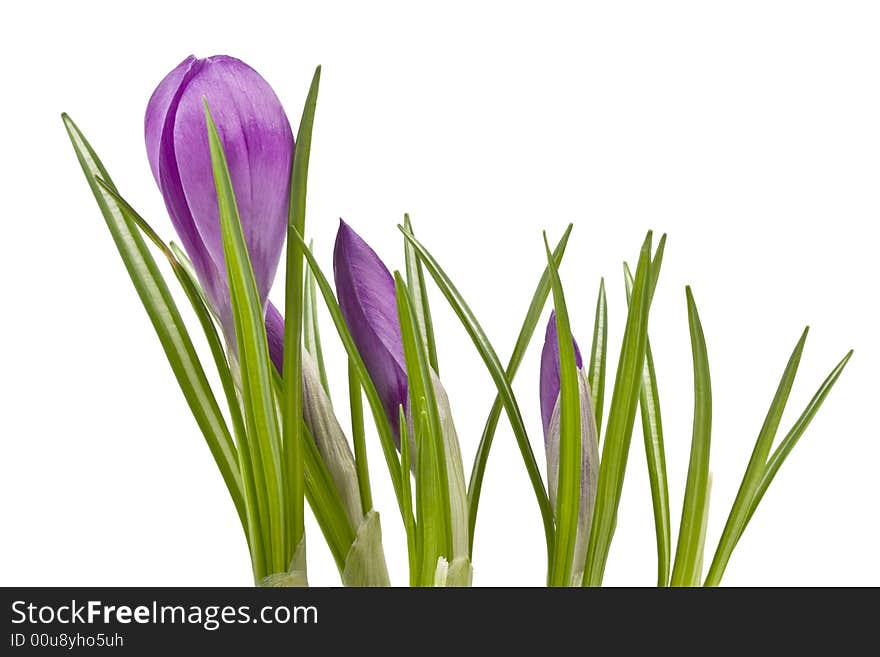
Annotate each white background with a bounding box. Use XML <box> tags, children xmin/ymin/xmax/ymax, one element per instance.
<box><xmin>1</xmin><ymin>1</ymin><xmax>877</xmax><ymax>586</ymax></box>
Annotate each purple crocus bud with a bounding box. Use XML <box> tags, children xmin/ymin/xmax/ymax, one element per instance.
<box><xmin>540</xmin><ymin>312</ymin><xmax>599</xmax><ymax>585</ymax></box>
<box><xmin>333</xmin><ymin>221</ymin><xmax>470</xmax><ymax>574</ymax></box>
<box><xmin>540</xmin><ymin>311</ymin><xmax>584</xmax><ymax>442</ymax></box>
<box><xmin>333</xmin><ymin>220</ymin><xmax>409</xmax><ymax>443</ymax></box>
<box><xmin>145</xmin><ymin>55</ymin><xmax>293</xmax><ymax>339</ymax></box>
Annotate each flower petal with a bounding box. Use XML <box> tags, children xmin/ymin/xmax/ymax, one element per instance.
<box><xmin>146</xmin><ymin>56</ymin><xmax>225</xmax><ymax>326</ymax></box>
<box><xmin>173</xmin><ymin>56</ymin><xmax>293</xmax><ymax>308</ymax></box>
<box><xmin>265</xmin><ymin>300</ymin><xmax>285</xmax><ymax>374</ymax></box>
<box><xmin>539</xmin><ymin>310</ymin><xmax>584</xmax><ymax>442</ymax></box>
<box><xmin>145</xmin><ymin>55</ymin><xmax>196</xmax><ymax>186</ymax></box>
<box><xmin>333</xmin><ymin>220</ymin><xmax>408</xmax><ymax>441</ymax></box>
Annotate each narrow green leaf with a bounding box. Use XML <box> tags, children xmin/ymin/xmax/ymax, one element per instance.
<box><xmin>543</xmin><ymin>233</ymin><xmax>582</xmax><ymax>587</ymax></box>
<box><xmin>583</xmin><ymin>232</ymin><xmax>659</xmax><ymax>586</ymax></box>
<box><xmin>267</xmin><ymin>374</ymin><xmax>357</xmax><ymax>578</ymax></box>
<box><xmin>413</xmin><ymin>408</ymin><xmax>439</xmax><ymax>586</ymax></box>
<box><xmin>649</xmin><ymin>234</ymin><xmax>667</xmax><ymax>297</ymax></box>
<box><xmin>704</xmin><ymin>327</ymin><xmax>809</xmax><ymax>586</ymax></box>
<box><xmin>399</xmin><ymin>225</ymin><xmax>555</xmax><ymax>566</ymax></box>
<box><xmin>94</xmin><ymin>182</ymin><xmax>266</xmax><ymax>573</ymax></box>
<box><xmin>396</xmin><ymin>272</ymin><xmax>453</xmax><ymax>584</ymax></box>
<box><xmin>348</xmin><ymin>359</ymin><xmax>373</xmax><ymax>515</ymax></box>
<box><xmin>694</xmin><ymin>473</ymin><xmax>713</xmax><ymax>583</ymax></box>
<box><xmin>282</xmin><ymin>65</ymin><xmax>322</xmax><ymax>563</ymax></box>
<box><xmin>588</xmin><ymin>278</ymin><xmax>608</xmax><ymax>440</ymax></box>
<box><xmin>304</xmin><ymin>241</ymin><xmax>331</xmax><ymax>398</ymax></box>
<box><xmin>62</xmin><ymin>115</ymin><xmax>254</xmax><ymax>569</ymax></box>
<box><xmin>624</xmin><ymin>262</ymin><xmax>671</xmax><ymax>587</ymax></box>
<box><xmin>291</xmin><ymin>229</ymin><xmax>405</xmax><ymax>513</ymax></box>
<box><xmin>399</xmin><ymin>405</ymin><xmax>418</xmax><ymax>586</ymax></box>
<box><xmin>205</xmin><ymin>102</ymin><xmax>286</xmax><ymax>575</ymax></box>
<box><xmin>466</xmin><ymin>225</ymin><xmax>573</xmax><ymax>556</ymax></box>
<box><xmin>740</xmin><ymin>351</ymin><xmax>853</xmax><ymax>540</ymax></box>
<box><xmin>403</xmin><ymin>214</ymin><xmax>439</xmax><ymax>372</ymax></box>
<box><xmin>670</xmin><ymin>287</ymin><xmax>713</xmax><ymax>587</ymax></box>
<box><xmin>301</xmin><ymin>421</ymin><xmax>357</xmax><ymax>572</ymax></box>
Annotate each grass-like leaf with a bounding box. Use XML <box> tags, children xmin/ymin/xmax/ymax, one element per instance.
<box><xmin>282</xmin><ymin>65</ymin><xmax>322</xmax><ymax>562</ymax></box>
<box><xmin>291</xmin><ymin>229</ymin><xmax>405</xmax><ymax>513</ymax></box>
<box><xmin>466</xmin><ymin>225</ymin><xmax>573</xmax><ymax>556</ymax></box>
<box><xmin>702</xmin><ymin>348</ymin><xmax>852</xmax><ymax>585</ymax></box>
<box><xmin>266</xmin><ymin>370</ymin><xmax>359</xmax><ymax>579</ymax></box>
<box><xmin>301</xmin><ymin>421</ymin><xmax>357</xmax><ymax>571</ymax></box>
<box><xmin>670</xmin><ymin>287</ymin><xmax>712</xmax><ymax>587</ymax></box>
<box><xmin>304</xmin><ymin>242</ymin><xmax>331</xmax><ymax>398</ymax></box>
<box><xmin>205</xmin><ymin>102</ymin><xmax>287</xmax><ymax>576</ymax></box>
<box><xmin>583</xmin><ymin>232</ymin><xmax>660</xmax><ymax>586</ymax></box>
<box><xmin>396</xmin><ymin>272</ymin><xmax>453</xmax><ymax>584</ymax></box>
<box><xmin>403</xmin><ymin>214</ymin><xmax>439</xmax><ymax>372</ymax></box>
<box><xmin>543</xmin><ymin>233</ymin><xmax>582</xmax><ymax>587</ymax></box>
<box><xmin>703</xmin><ymin>327</ymin><xmax>808</xmax><ymax>586</ymax></box>
<box><xmin>62</xmin><ymin>115</ymin><xmax>252</xmax><ymax>558</ymax></box>
<box><xmin>588</xmin><ymin>279</ymin><xmax>608</xmax><ymax>440</ymax></box>
<box><xmin>624</xmin><ymin>263</ymin><xmax>671</xmax><ymax>587</ymax></box>
<box><xmin>747</xmin><ymin>350</ymin><xmax>853</xmax><ymax>525</ymax></box>
<box><xmin>348</xmin><ymin>360</ymin><xmax>373</xmax><ymax>515</ymax></box>
<box><xmin>398</xmin><ymin>405</ymin><xmax>418</xmax><ymax>585</ymax></box>
<box><xmin>94</xmin><ymin>182</ymin><xmax>264</xmax><ymax>568</ymax></box>
<box><xmin>399</xmin><ymin>225</ymin><xmax>555</xmax><ymax>565</ymax></box>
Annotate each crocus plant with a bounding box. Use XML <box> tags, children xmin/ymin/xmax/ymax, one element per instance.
<box><xmin>63</xmin><ymin>54</ymin><xmax>853</xmax><ymax>587</ymax></box>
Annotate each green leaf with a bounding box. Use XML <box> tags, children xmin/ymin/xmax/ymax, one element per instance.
<box><xmin>624</xmin><ymin>262</ymin><xmax>671</xmax><ymax>587</ymax></box>
<box><xmin>301</xmin><ymin>420</ymin><xmax>357</xmax><ymax>571</ymax></box>
<box><xmin>348</xmin><ymin>359</ymin><xmax>373</xmax><ymax>515</ymax></box>
<box><xmin>62</xmin><ymin>115</ymin><xmax>254</xmax><ymax>569</ymax></box>
<box><xmin>670</xmin><ymin>287</ymin><xmax>713</xmax><ymax>587</ymax></box>
<box><xmin>747</xmin><ymin>350</ymin><xmax>853</xmax><ymax>526</ymax></box>
<box><xmin>466</xmin><ymin>225</ymin><xmax>573</xmax><ymax>556</ymax></box>
<box><xmin>396</xmin><ymin>273</ymin><xmax>453</xmax><ymax>585</ymax></box>
<box><xmin>399</xmin><ymin>405</ymin><xmax>418</xmax><ymax>585</ymax></box>
<box><xmin>704</xmin><ymin>327</ymin><xmax>808</xmax><ymax>586</ymax></box>
<box><xmin>169</xmin><ymin>243</ymin><xmax>218</xmax><ymax>319</ymax></box>
<box><xmin>304</xmin><ymin>241</ymin><xmax>331</xmax><ymax>398</ymax></box>
<box><xmin>399</xmin><ymin>225</ymin><xmax>555</xmax><ymax>567</ymax></box>
<box><xmin>583</xmin><ymin>232</ymin><xmax>660</xmax><ymax>586</ymax></box>
<box><xmin>282</xmin><ymin>65</ymin><xmax>321</xmax><ymax>563</ymax></box>
<box><xmin>588</xmin><ymin>279</ymin><xmax>608</xmax><ymax>440</ymax></box>
<box><xmin>543</xmin><ymin>234</ymin><xmax>582</xmax><ymax>587</ymax></box>
<box><xmin>291</xmin><ymin>229</ymin><xmax>405</xmax><ymax>513</ymax></box>
<box><xmin>94</xmin><ymin>181</ymin><xmax>266</xmax><ymax>574</ymax></box>
<box><xmin>267</xmin><ymin>374</ymin><xmax>358</xmax><ymax>578</ymax></box>
<box><xmin>205</xmin><ymin>102</ymin><xmax>287</xmax><ymax>576</ymax></box>
<box><xmin>403</xmin><ymin>214</ymin><xmax>439</xmax><ymax>372</ymax></box>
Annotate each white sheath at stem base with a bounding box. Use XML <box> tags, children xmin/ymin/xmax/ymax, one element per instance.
<box><xmin>259</xmin><ymin>538</ymin><xmax>308</xmax><ymax>587</ymax></box>
<box><xmin>342</xmin><ymin>511</ymin><xmax>392</xmax><ymax>586</ymax></box>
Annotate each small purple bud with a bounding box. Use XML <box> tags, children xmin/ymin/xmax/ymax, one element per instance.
<box><xmin>331</xmin><ymin>221</ymin><xmax>469</xmax><ymax>562</ymax></box>
<box><xmin>333</xmin><ymin>220</ymin><xmax>409</xmax><ymax>443</ymax></box>
<box><xmin>539</xmin><ymin>312</ymin><xmax>598</xmax><ymax>584</ymax></box>
<box><xmin>539</xmin><ymin>310</ymin><xmax>583</xmax><ymax>441</ymax></box>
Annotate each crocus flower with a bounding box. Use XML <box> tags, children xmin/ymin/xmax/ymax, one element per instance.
<box><xmin>145</xmin><ymin>54</ymin><xmax>293</xmax><ymax>340</ymax></box>
<box><xmin>540</xmin><ymin>312</ymin><xmax>600</xmax><ymax>585</ymax></box>
<box><xmin>333</xmin><ymin>221</ymin><xmax>470</xmax><ymax>576</ymax></box>
<box><xmin>333</xmin><ymin>220</ymin><xmax>408</xmax><ymax>443</ymax></box>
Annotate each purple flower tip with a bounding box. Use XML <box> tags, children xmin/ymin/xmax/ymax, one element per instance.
<box><xmin>334</xmin><ymin>220</ymin><xmax>408</xmax><ymax>444</ymax></box>
<box><xmin>539</xmin><ymin>311</ymin><xmax>583</xmax><ymax>441</ymax></box>
<box><xmin>145</xmin><ymin>54</ymin><xmax>293</xmax><ymax>339</ymax></box>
